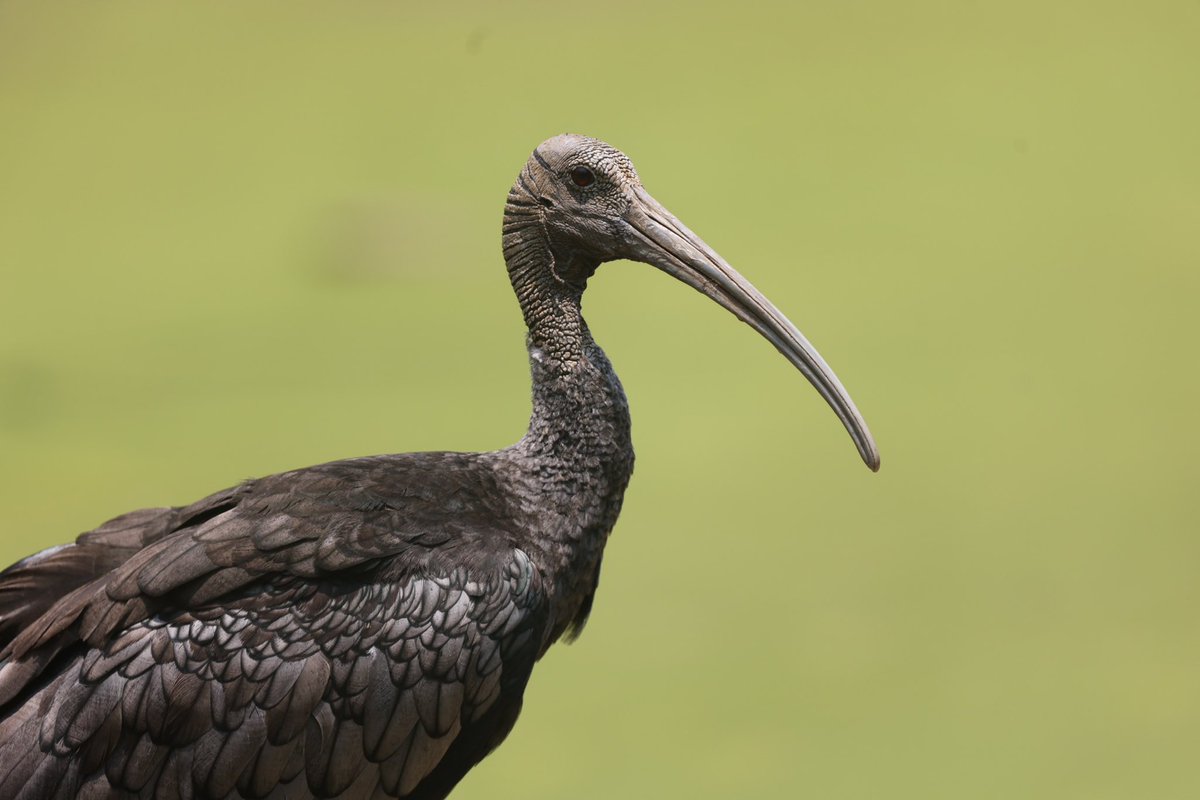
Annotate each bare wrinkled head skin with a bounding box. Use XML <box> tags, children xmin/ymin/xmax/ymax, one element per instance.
<box><xmin>513</xmin><ymin>134</ymin><xmax>644</xmax><ymax>264</ymax></box>
<box><xmin>509</xmin><ymin>134</ymin><xmax>880</xmax><ymax>471</ymax></box>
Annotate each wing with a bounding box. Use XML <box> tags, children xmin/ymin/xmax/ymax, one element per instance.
<box><xmin>0</xmin><ymin>500</ymin><xmax>222</xmax><ymax>651</ymax></box>
<box><xmin>0</xmin><ymin>453</ymin><xmax>549</xmax><ymax>800</ymax></box>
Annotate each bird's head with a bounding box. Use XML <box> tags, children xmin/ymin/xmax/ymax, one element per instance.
<box><xmin>515</xmin><ymin>133</ymin><xmax>642</xmax><ymax>265</ymax></box>
<box><xmin>508</xmin><ymin>134</ymin><xmax>880</xmax><ymax>472</ymax></box>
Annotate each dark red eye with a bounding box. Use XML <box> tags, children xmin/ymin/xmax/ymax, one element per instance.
<box><xmin>569</xmin><ymin>166</ymin><xmax>595</xmax><ymax>187</ymax></box>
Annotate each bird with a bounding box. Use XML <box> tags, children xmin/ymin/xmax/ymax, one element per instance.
<box><xmin>0</xmin><ymin>134</ymin><xmax>879</xmax><ymax>799</ymax></box>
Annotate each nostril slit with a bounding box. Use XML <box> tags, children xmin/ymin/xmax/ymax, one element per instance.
<box><xmin>538</xmin><ymin>197</ymin><xmax>553</xmax><ymax>208</ymax></box>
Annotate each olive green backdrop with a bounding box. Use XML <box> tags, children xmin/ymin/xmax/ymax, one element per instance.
<box><xmin>1</xmin><ymin>1</ymin><xmax>1196</xmax><ymax>797</ymax></box>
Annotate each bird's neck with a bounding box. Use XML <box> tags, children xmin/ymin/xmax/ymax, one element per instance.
<box><xmin>499</xmin><ymin>191</ymin><xmax>634</xmax><ymax>642</ymax></box>
<box><xmin>520</xmin><ymin>321</ymin><xmax>632</xmax><ymax>464</ymax></box>
<box><xmin>511</xmin><ymin>321</ymin><xmax>634</xmax><ymax>645</ymax></box>
<box><xmin>501</xmin><ymin>185</ymin><xmax>633</xmax><ymax>461</ymax></box>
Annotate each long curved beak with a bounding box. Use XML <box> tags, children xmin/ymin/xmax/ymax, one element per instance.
<box><xmin>621</xmin><ymin>187</ymin><xmax>880</xmax><ymax>471</ymax></box>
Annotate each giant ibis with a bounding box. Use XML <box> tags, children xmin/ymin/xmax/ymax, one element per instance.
<box><xmin>0</xmin><ymin>134</ymin><xmax>878</xmax><ymax>799</ymax></box>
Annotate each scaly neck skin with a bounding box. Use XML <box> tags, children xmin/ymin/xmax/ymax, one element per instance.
<box><xmin>497</xmin><ymin>186</ymin><xmax>634</xmax><ymax>643</ymax></box>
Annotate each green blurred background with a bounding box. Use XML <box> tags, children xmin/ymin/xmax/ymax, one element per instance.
<box><xmin>1</xmin><ymin>1</ymin><xmax>1197</xmax><ymax>797</ymax></box>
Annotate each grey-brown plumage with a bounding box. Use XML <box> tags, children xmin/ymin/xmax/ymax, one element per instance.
<box><xmin>0</xmin><ymin>135</ymin><xmax>878</xmax><ymax>799</ymax></box>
